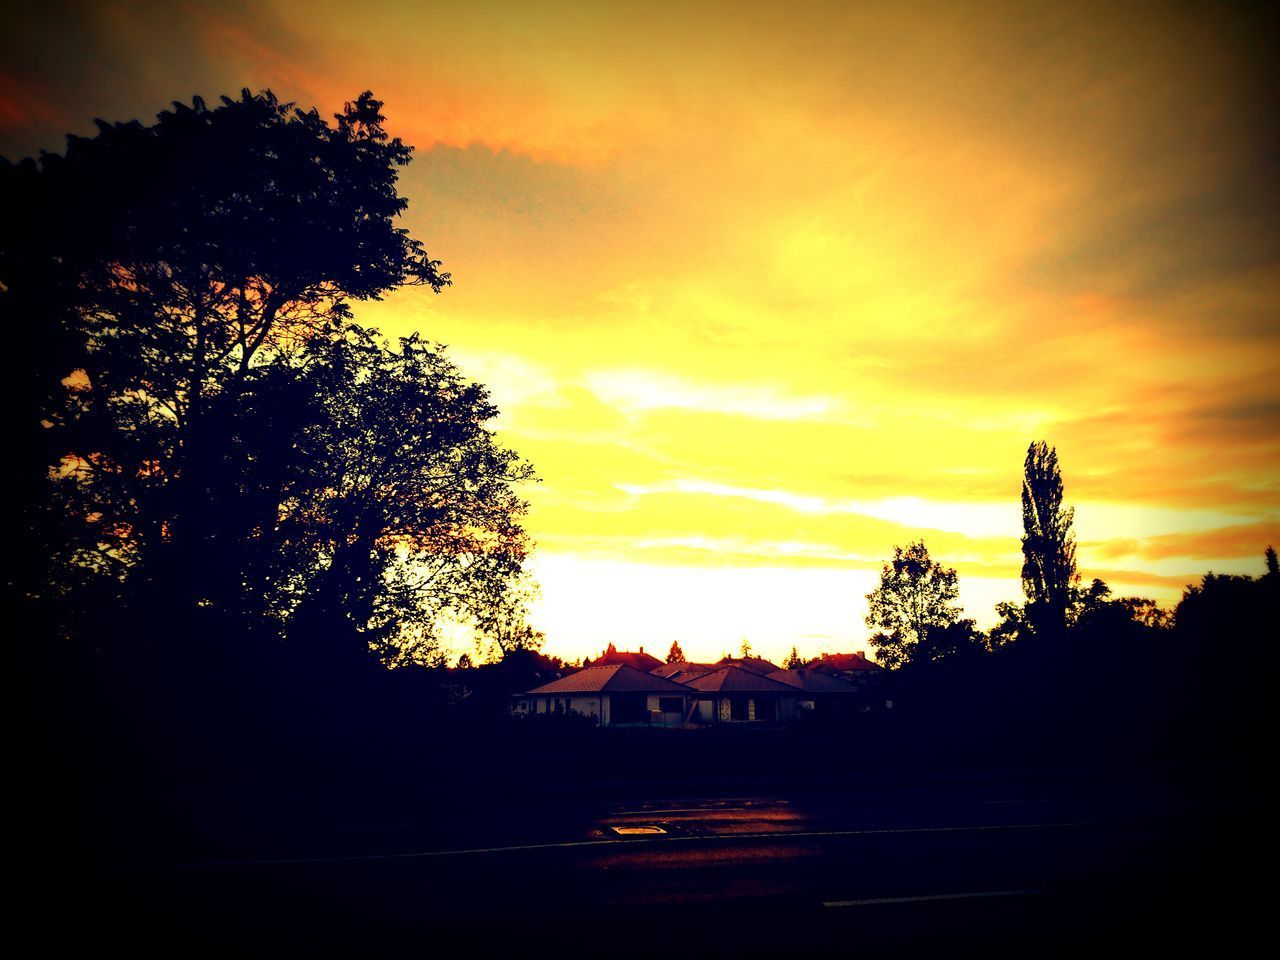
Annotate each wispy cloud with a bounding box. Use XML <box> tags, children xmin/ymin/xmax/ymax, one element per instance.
<box><xmin>585</xmin><ymin>371</ymin><xmax>839</xmax><ymax>421</ymax></box>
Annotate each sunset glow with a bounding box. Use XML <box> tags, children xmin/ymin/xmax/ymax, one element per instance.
<box><xmin>4</xmin><ymin>1</ymin><xmax>1276</xmax><ymax>663</ymax></box>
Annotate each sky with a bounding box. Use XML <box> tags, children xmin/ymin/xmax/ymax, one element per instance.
<box><xmin>4</xmin><ymin>1</ymin><xmax>1278</xmax><ymax>664</ymax></box>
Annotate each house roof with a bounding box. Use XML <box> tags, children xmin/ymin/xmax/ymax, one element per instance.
<box><xmin>806</xmin><ymin>652</ymin><xmax>882</xmax><ymax>673</ymax></box>
<box><xmin>591</xmin><ymin>647</ymin><xmax>664</xmax><ymax>671</ymax></box>
<box><xmin>651</xmin><ymin>661</ymin><xmax>717</xmax><ymax>682</ymax></box>
<box><xmin>715</xmin><ymin>656</ymin><xmax>781</xmax><ymax>675</ymax></box>
<box><xmin>766</xmin><ymin>669</ymin><xmax>860</xmax><ymax>693</ymax></box>
<box><xmin>525</xmin><ymin>664</ymin><xmax>691</xmax><ymax>695</ymax></box>
<box><xmin>650</xmin><ymin>663</ymin><xmax>685</xmax><ymax>678</ymax></box>
<box><xmin>683</xmin><ymin>666</ymin><xmax>799</xmax><ymax>694</ymax></box>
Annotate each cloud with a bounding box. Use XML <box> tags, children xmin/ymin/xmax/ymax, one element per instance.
<box><xmin>1087</xmin><ymin>523</ymin><xmax>1280</xmax><ymax>564</ymax></box>
<box><xmin>585</xmin><ymin>371</ymin><xmax>839</xmax><ymax>421</ymax></box>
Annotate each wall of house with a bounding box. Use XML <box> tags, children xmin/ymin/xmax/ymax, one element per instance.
<box><xmin>518</xmin><ymin>692</ymin><xmax>840</xmax><ymax>724</ymax></box>
<box><xmin>520</xmin><ymin>695</ymin><xmax>604</xmax><ymax>719</ymax></box>
<box><xmin>516</xmin><ymin>692</ymin><xmax>802</xmax><ymax>724</ymax></box>
<box><xmin>645</xmin><ymin>693</ymin><xmax>688</xmax><ymax>725</ymax></box>
<box><xmin>688</xmin><ymin>695</ymin><xmax>801</xmax><ymax>723</ymax></box>
<box><xmin>570</xmin><ymin>695</ymin><xmax>604</xmax><ymax>721</ymax></box>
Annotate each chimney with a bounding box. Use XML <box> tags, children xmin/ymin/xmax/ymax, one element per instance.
<box><xmin>639</xmin><ymin>645</ymin><xmax>644</xmax><ymax>654</ymax></box>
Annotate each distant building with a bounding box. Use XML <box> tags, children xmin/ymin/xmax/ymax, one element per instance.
<box><xmin>586</xmin><ymin>642</ymin><xmax>664</xmax><ymax>673</ymax></box>
<box><xmin>805</xmin><ymin>651</ymin><xmax>882</xmax><ymax>682</ymax></box>
<box><xmin>511</xmin><ymin>664</ymin><xmax>691</xmax><ymax>726</ymax></box>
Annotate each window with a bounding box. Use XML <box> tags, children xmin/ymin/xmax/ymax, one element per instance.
<box><xmin>612</xmin><ymin>693</ymin><xmax>647</xmax><ymax>724</ymax></box>
<box><xmin>658</xmin><ymin>697</ymin><xmax>683</xmax><ymax>713</ymax></box>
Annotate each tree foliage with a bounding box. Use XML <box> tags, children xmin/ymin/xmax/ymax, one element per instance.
<box><xmin>865</xmin><ymin>541</ymin><xmax>971</xmax><ymax>669</ymax></box>
<box><xmin>666</xmin><ymin>640</ymin><xmax>685</xmax><ymax>663</ymax></box>
<box><xmin>3</xmin><ymin>88</ymin><xmax>534</xmax><ymax>669</ymax></box>
<box><xmin>474</xmin><ymin>571</ymin><xmax>546</xmax><ymax>663</ymax></box>
<box><xmin>783</xmin><ymin>645</ymin><xmax>803</xmax><ymax>669</ymax></box>
<box><xmin>1021</xmin><ymin>440</ymin><xmax>1078</xmax><ymax>642</ymax></box>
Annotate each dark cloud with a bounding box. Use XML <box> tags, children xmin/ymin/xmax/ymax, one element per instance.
<box><xmin>0</xmin><ymin>0</ymin><xmax>315</xmax><ymax>161</ymax></box>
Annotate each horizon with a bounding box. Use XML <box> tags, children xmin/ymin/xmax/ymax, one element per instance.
<box><xmin>4</xmin><ymin>1</ymin><xmax>1276</xmax><ymax>666</ymax></box>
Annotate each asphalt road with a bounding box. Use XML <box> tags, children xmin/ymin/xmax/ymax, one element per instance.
<box><xmin>60</xmin><ymin>773</ymin><xmax>1260</xmax><ymax>954</ymax></box>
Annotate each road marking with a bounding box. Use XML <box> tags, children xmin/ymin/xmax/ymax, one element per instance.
<box><xmin>823</xmin><ymin>889</ymin><xmax>1043</xmax><ymax>908</ymax></box>
<box><xmin>614</xmin><ymin>807</ymin><xmax>752</xmax><ymax>815</ymax></box>
<box><xmin>199</xmin><ymin>819</ymin><xmax>1135</xmax><ymax>868</ymax></box>
<box><xmin>981</xmin><ymin>799</ymin><xmax>1050</xmax><ymax>805</ymax></box>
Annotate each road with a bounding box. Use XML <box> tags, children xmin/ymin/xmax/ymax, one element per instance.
<box><xmin>63</xmin><ymin>775</ymin><xmax>1260</xmax><ymax>953</ymax></box>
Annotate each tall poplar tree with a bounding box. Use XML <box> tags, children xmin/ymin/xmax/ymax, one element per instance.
<box><xmin>1020</xmin><ymin>441</ymin><xmax>1078</xmax><ymax>643</ymax></box>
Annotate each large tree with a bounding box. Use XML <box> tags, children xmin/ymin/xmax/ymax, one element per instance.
<box><xmin>275</xmin><ymin>329</ymin><xmax>534</xmax><ymax>666</ymax></box>
<box><xmin>865</xmin><ymin>541</ymin><xmax>970</xmax><ymax>669</ymax></box>
<box><xmin>1020</xmin><ymin>440</ymin><xmax>1078</xmax><ymax>643</ymax></box>
<box><xmin>5</xmin><ymin>89</ymin><xmax>533</xmax><ymax>667</ymax></box>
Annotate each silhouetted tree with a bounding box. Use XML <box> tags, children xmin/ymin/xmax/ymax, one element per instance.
<box><xmin>865</xmin><ymin>541</ymin><xmax>966</xmax><ymax>669</ymax></box>
<box><xmin>1070</xmin><ymin>578</ymin><xmax>1169</xmax><ymax>634</ymax></box>
<box><xmin>1266</xmin><ymin>545</ymin><xmax>1279</xmax><ymax>578</ymax></box>
<box><xmin>1021</xmin><ymin>441</ymin><xmax>1078</xmax><ymax>644</ymax></box>
<box><xmin>783</xmin><ymin>645</ymin><xmax>803</xmax><ymax>669</ymax></box>
<box><xmin>280</xmin><ymin>330</ymin><xmax>534</xmax><ymax>665</ymax></box>
<box><xmin>456</xmin><ymin>653</ymin><xmax>474</xmax><ymax>669</ymax></box>
<box><xmin>5</xmin><ymin>88</ymin><xmax>537</xmax><ymax>670</ymax></box>
<box><xmin>918</xmin><ymin>618</ymin><xmax>986</xmax><ymax>663</ymax></box>
<box><xmin>987</xmin><ymin>600</ymin><xmax>1030</xmax><ymax>650</ymax></box>
<box><xmin>666</xmin><ymin>640</ymin><xmax>685</xmax><ymax>663</ymax></box>
<box><xmin>468</xmin><ymin>570</ymin><xmax>545</xmax><ymax>663</ymax></box>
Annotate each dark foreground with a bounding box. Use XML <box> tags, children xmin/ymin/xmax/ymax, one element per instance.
<box><xmin>44</xmin><ymin>769</ymin><xmax>1262</xmax><ymax>955</ymax></box>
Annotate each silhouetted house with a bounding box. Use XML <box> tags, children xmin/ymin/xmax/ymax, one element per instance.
<box><xmin>766</xmin><ymin>668</ymin><xmax>861</xmax><ymax>715</ymax></box>
<box><xmin>805</xmin><ymin>651</ymin><xmax>882</xmax><ymax>682</ymax></box>
<box><xmin>586</xmin><ymin>643</ymin><xmax>664</xmax><ymax>673</ymax></box>
<box><xmin>715</xmin><ymin>656</ymin><xmax>781</xmax><ymax>675</ymax></box>
<box><xmin>682</xmin><ymin>666</ymin><xmax>802</xmax><ymax>723</ymax></box>
<box><xmin>512</xmin><ymin>664</ymin><xmax>691</xmax><ymax>726</ymax></box>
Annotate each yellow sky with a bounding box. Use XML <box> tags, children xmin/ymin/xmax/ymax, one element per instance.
<box><xmin>4</xmin><ymin>1</ymin><xmax>1278</xmax><ymax>663</ymax></box>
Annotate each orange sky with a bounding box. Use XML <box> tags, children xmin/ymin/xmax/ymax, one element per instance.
<box><xmin>4</xmin><ymin>1</ymin><xmax>1278</xmax><ymax>664</ymax></box>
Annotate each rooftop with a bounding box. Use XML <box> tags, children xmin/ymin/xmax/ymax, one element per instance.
<box><xmin>766</xmin><ymin>669</ymin><xmax>860</xmax><ymax>693</ymax></box>
<box><xmin>589</xmin><ymin>644</ymin><xmax>664</xmax><ymax>672</ymax></box>
<box><xmin>682</xmin><ymin>666</ymin><xmax>800</xmax><ymax>694</ymax></box>
<box><xmin>807</xmin><ymin>652</ymin><xmax>881</xmax><ymax>673</ymax></box>
<box><xmin>715</xmin><ymin>656</ymin><xmax>781</xmax><ymax>675</ymax></box>
<box><xmin>652</xmin><ymin>661</ymin><xmax>718</xmax><ymax>683</ymax></box>
<box><xmin>525</xmin><ymin>664</ymin><xmax>691</xmax><ymax>695</ymax></box>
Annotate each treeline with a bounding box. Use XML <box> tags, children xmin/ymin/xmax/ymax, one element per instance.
<box><xmin>856</xmin><ymin>441</ymin><xmax>1277</xmax><ymax>773</ymax></box>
